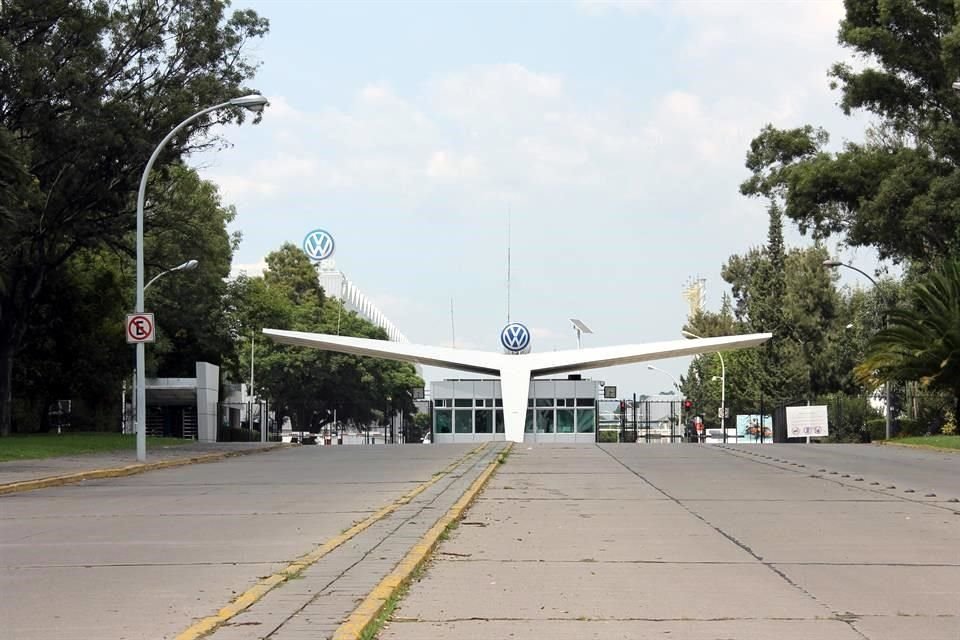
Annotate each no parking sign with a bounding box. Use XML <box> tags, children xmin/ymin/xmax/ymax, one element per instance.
<box><xmin>126</xmin><ymin>313</ymin><xmax>155</xmax><ymax>343</ymax></box>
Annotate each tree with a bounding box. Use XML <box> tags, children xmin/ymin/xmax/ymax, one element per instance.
<box><xmin>145</xmin><ymin>165</ymin><xmax>238</xmax><ymax>378</ymax></box>
<box><xmin>739</xmin><ymin>1</ymin><xmax>960</xmax><ymax>264</ymax></box>
<box><xmin>0</xmin><ymin>0</ymin><xmax>269</xmax><ymax>434</ymax></box>
<box><xmin>856</xmin><ymin>260</ymin><xmax>960</xmax><ymax>420</ymax></box>
<box><xmin>9</xmin><ymin>164</ymin><xmax>237</xmax><ymax>432</ymax></box>
<box><xmin>226</xmin><ymin>244</ymin><xmax>423</xmax><ymax>433</ymax></box>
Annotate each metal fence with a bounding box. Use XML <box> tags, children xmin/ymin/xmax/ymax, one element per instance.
<box><xmin>599</xmin><ymin>398</ymin><xmax>684</xmax><ymax>443</ymax></box>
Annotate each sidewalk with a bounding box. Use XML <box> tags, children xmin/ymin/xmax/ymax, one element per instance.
<box><xmin>0</xmin><ymin>441</ymin><xmax>284</xmax><ymax>492</ymax></box>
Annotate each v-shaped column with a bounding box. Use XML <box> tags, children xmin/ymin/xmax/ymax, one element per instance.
<box><xmin>498</xmin><ymin>363</ymin><xmax>532</xmax><ymax>443</ymax></box>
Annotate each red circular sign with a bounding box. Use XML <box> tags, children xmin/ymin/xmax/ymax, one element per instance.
<box><xmin>126</xmin><ymin>314</ymin><xmax>155</xmax><ymax>342</ymax></box>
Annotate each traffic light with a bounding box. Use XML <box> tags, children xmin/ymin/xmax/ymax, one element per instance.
<box><xmin>683</xmin><ymin>399</ymin><xmax>693</xmax><ymax>410</ymax></box>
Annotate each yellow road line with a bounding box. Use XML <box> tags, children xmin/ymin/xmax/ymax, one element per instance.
<box><xmin>176</xmin><ymin>443</ymin><xmax>488</xmax><ymax>640</ymax></box>
<box><xmin>333</xmin><ymin>443</ymin><xmax>509</xmax><ymax>640</ymax></box>
<box><xmin>0</xmin><ymin>445</ymin><xmax>287</xmax><ymax>496</ymax></box>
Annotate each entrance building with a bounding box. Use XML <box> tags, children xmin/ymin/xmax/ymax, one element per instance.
<box><xmin>432</xmin><ymin>378</ymin><xmax>599</xmax><ymax>444</ymax></box>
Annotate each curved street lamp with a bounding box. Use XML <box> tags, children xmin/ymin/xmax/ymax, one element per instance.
<box><xmin>823</xmin><ymin>258</ymin><xmax>892</xmax><ymax>440</ymax></box>
<box><xmin>647</xmin><ymin>364</ymin><xmax>683</xmax><ymax>439</ymax></box>
<box><xmin>134</xmin><ymin>95</ymin><xmax>268</xmax><ymax>461</ymax></box>
<box><xmin>682</xmin><ymin>330</ymin><xmax>727</xmax><ymax>442</ymax></box>
<box><xmin>144</xmin><ymin>259</ymin><xmax>199</xmax><ymax>291</ymax></box>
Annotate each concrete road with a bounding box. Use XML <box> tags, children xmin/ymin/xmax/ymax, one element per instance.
<box><xmin>0</xmin><ymin>444</ymin><xmax>473</xmax><ymax>640</ymax></box>
<box><xmin>383</xmin><ymin>444</ymin><xmax>960</xmax><ymax>640</ymax></box>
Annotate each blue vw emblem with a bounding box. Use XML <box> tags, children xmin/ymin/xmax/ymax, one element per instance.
<box><xmin>500</xmin><ymin>322</ymin><xmax>530</xmax><ymax>352</ymax></box>
<box><xmin>303</xmin><ymin>229</ymin><xmax>335</xmax><ymax>262</ymax></box>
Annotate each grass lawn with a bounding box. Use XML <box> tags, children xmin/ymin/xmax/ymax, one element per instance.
<box><xmin>0</xmin><ymin>433</ymin><xmax>192</xmax><ymax>462</ymax></box>
<box><xmin>889</xmin><ymin>435</ymin><xmax>960</xmax><ymax>450</ymax></box>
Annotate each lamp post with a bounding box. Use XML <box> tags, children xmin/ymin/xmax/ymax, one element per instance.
<box><xmin>682</xmin><ymin>330</ymin><xmax>726</xmax><ymax>442</ymax></box>
<box><xmin>823</xmin><ymin>258</ymin><xmax>892</xmax><ymax>440</ymax></box>
<box><xmin>647</xmin><ymin>365</ymin><xmax>682</xmax><ymax>440</ymax></box>
<box><xmin>135</xmin><ymin>94</ymin><xmax>268</xmax><ymax>462</ymax></box>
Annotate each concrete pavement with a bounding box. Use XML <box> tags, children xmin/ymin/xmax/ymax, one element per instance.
<box><xmin>0</xmin><ymin>441</ymin><xmax>284</xmax><ymax>491</ymax></box>
<box><xmin>381</xmin><ymin>444</ymin><xmax>960</xmax><ymax>640</ymax></box>
<box><xmin>0</xmin><ymin>443</ymin><xmax>480</xmax><ymax>639</ymax></box>
<box><xmin>3</xmin><ymin>441</ymin><xmax>957</xmax><ymax>639</ymax></box>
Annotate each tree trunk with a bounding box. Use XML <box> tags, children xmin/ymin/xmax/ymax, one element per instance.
<box><xmin>0</xmin><ymin>343</ymin><xmax>14</xmax><ymax>436</ymax></box>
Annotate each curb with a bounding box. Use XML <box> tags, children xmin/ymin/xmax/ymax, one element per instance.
<box><xmin>0</xmin><ymin>444</ymin><xmax>288</xmax><ymax>496</ymax></box>
<box><xmin>332</xmin><ymin>443</ymin><xmax>510</xmax><ymax>640</ymax></box>
<box><xmin>875</xmin><ymin>441</ymin><xmax>960</xmax><ymax>454</ymax></box>
<box><xmin>175</xmin><ymin>443</ymin><xmax>489</xmax><ymax>640</ymax></box>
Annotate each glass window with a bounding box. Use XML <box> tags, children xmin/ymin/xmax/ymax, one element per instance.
<box><xmin>528</xmin><ymin>398</ymin><xmax>534</xmax><ymax>407</ymax></box>
<box><xmin>485</xmin><ymin>399</ymin><xmax>494</xmax><ymax>407</ymax></box>
<box><xmin>525</xmin><ymin>409</ymin><xmax>534</xmax><ymax>432</ymax></box>
<box><xmin>576</xmin><ymin>409</ymin><xmax>596</xmax><ymax>433</ymax></box>
<box><xmin>476</xmin><ymin>399</ymin><xmax>484</xmax><ymax>407</ymax></box>
<box><xmin>557</xmin><ymin>409</ymin><xmax>574</xmax><ymax>433</ymax></box>
<box><xmin>566</xmin><ymin>398</ymin><xmax>576</xmax><ymax>407</ymax></box>
<box><xmin>577</xmin><ymin>398</ymin><xmax>595</xmax><ymax>407</ymax></box>
<box><xmin>455</xmin><ymin>410</ymin><xmax>473</xmax><ymax>433</ymax></box>
<box><xmin>495</xmin><ymin>398</ymin><xmax>503</xmax><ymax>407</ymax></box>
<box><xmin>495</xmin><ymin>410</ymin><xmax>504</xmax><ymax>433</ymax></box>
<box><xmin>434</xmin><ymin>399</ymin><xmax>444</xmax><ymax>408</ymax></box>
<box><xmin>435</xmin><ymin>409</ymin><xmax>452</xmax><ymax>433</ymax></box>
<box><xmin>455</xmin><ymin>399</ymin><xmax>473</xmax><ymax>407</ymax></box>
<box><xmin>536</xmin><ymin>409</ymin><xmax>554</xmax><ymax>433</ymax></box>
<box><xmin>536</xmin><ymin>398</ymin><xmax>553</xmax><ymax>407</ymax></box>
<box><xmin>475</xmin><ymin>410</ymin><xmax>493</xmax><ymax>433</ymax></box>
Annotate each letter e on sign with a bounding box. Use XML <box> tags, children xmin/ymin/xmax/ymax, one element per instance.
<box><xmin>126</xmin><ymin>313</ymin><xmax>156</xmax><ymax>344</ymax></box>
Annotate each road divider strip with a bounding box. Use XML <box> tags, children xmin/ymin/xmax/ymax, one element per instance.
<box><xmin>332</xmin><ymin>443</ymin><xmax>509</xmax><ymax>640</ymax></box>
<box><xmin>0</xmin><ymin>445</ymin><xmax>288</xmax><ymax>496</ymax></box>
<box><xmin>175</xmin><ymin>443</ymin><xmax>488</xmax><ymax>640</ymax></box>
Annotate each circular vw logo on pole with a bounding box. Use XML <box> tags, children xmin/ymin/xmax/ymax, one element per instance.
<box><xmin>500</xmin><ymin>322</ymin><xmax>531</xmax><ymax>352</ymax></box>
<box><xmin>302</xmin><ymin>229</ymin><xmax>335</xmax><ymax>262</ymax></box>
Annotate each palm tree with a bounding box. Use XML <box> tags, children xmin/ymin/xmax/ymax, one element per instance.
<box><xmin>856</xmin><ymin>260</ymin><xmax>960</xmax><ymax>424</ymax></box>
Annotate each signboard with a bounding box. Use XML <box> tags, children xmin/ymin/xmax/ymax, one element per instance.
<box><xmin>126</xmin><ymin>313</ymin><xmax>155</xmax><ymax>344</ymax></box>
<box><xmin>786</xmin><ymin>405</ymin><xmax>829</xmax><ymax>438</ymax></box>
<box><xmin>500</xmin><ymin>322</ymin><xmax>531</xmax><ymax>353</ymax></box>
<box><xmin>736</xmin><ymin>414</ymin><xmax>773</xmax><ymax>443</ymax></box>
<box><xmin>603</xmin><ymin>386</ymin><xmax>618</xmax><ymax>399</ymax></box>
<box><xmin>411</xmin><ymin>387</ymin><xmax>425</xmax><ymax>400</ymax></box>
<box><xmin>303</xmin><ymin>229</ymin><xmax>336</xmax><ymax>262</ymax></box>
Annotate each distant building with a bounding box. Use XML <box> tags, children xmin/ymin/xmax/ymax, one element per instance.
<box><xmin>316</xmin><ymin>259</ymin><xmax>408</xmax><ymax>343</ymax></box>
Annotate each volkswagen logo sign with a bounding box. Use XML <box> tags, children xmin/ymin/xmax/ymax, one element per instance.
<box><xmin>500</xmin><ymin>322</ymin><xmax>531</xmax><ymax>352</ymax></box>
<box><xmin>302</xmin><ymin>229</ymin><xmax>335</xmax><ymax>262</ymax></box>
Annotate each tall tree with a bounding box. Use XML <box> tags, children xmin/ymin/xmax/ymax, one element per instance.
<box><xmin>740</xmin><ymin>0</ymin><xmax>960</xmax><ymax>264</ymax></box>
<box><xmin>0</xmin><ymin>0</ymin><xmax>268</xmax><ymax>434</ymax></box>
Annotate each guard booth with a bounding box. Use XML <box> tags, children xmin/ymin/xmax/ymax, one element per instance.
<box><xmin>431</xmin><ymin>377</ymin><xmax>600</xmax><ymax>444</ymax></box>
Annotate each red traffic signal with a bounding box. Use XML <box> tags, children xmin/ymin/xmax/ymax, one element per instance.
<box><xmin>683</xmin><ymin>399</ymin><xmax>693</xmax><ymax>410</ymax></box>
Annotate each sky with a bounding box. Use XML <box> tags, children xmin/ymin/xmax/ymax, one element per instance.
<box><xmin>191</xmin><ymin>0</ymin><xmax>882</xmax><ymax>397</ymax></box>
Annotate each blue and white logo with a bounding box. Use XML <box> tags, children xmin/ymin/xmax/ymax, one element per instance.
<box><xmin>303</xmin><ymin>229</ymin><xmax>335</xmax><ymax>262</ymax></box>
<box><xmin>500</xmin><ymin>322</ymin><xmax>531</xmax><ymax>352</ymax></box>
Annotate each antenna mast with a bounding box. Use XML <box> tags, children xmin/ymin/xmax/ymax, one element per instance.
<box><xmin>507</xmin><ymin>210</ymin><xmax>511</xmax><ymax>323</ymax></box>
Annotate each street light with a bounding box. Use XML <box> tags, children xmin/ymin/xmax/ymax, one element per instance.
<box><xmin>647</xmin><ymin>365</ymin><xmax>683</xmax><ymax>440</ymax></box>
<box><xmin>682</xmin><ymin>330</ymin><xmax>727</xmax><ymax>442</ymax></box>
<box><xmin>134</xmin><ymin>94</ymin><xmax>268</xmax><ymax>462</ymax></box>
<box><xmin>823</xmin><ymin>258</ymin><xmax>892</xmax><ymax>440</ymax></box>
<box><xmin>144</xmin><ymin>259</ymin><xmax>199</xmax><ymax>291</ymax></box>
